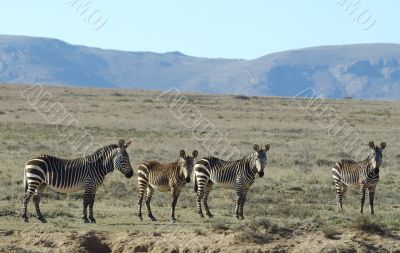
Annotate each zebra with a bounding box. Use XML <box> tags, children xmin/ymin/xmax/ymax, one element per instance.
<box><xmin>137</xmin><ymin>149</ymin><xmax>198</xmax><ymax>223</ymax></box>
<box><xmin>22</xmin><ymin>139</ymin><xmax>134</xmax><ymax>223</ymax></box>
<box><xmin>194</xmin><ymin>144</ymin><xmax>270</xmax><ymax>220</ymax></box>
<box><xmin>332</xmin><ymin>141</ymin><xmax>386</xmax><ymax>214</ymax></box>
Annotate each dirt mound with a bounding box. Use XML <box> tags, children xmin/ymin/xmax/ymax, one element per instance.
<box><xmin>0</xmin><ymin>228</ymin><xmax>399</xmax><ymax>253</ymax></box>
<box><xmin>79</xmin><ymin>232</ymin><xmax>111</xmax><ymax>253</ymax></box>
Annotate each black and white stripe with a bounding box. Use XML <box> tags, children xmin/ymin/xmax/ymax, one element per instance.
<box><xmin>332</xmin><ymin>141</ymin><xmax>386</xmax><ymax>214</ymax></box>
<box><xmin>22</xmin><ymin>139</ymin><xmax>134</xmax><ymax>223</ymax></box>
<box><xmin>137</xmin><ymin>150</ymin><xmax>198</xmax><ymax>223</ymax></box>
<box><xmin>194</xmin><ymin>144</ymin><xmax>270</xmax><ymax>220</ymax></box>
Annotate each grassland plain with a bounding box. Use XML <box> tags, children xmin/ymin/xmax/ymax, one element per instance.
<box><xmin>0</xmin><ymin>84</ymin><xmax>399</xmax><ymax>253</ymax></box>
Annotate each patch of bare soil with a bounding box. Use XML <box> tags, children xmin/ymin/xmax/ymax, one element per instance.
<box><xmin>0</xmin><ymin>228</ymin><xmax>399</xmax><ymax>253</ymax></box>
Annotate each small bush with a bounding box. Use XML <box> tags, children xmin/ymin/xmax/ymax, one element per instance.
<box><xmin>287</xmin><ymin>186</ymin><xmax>303</xmax><ymax>192</ymax></box>
<box><xmin>153</xmin><ymin>231</ymin><xmax>161</xmax><ymax>237</ymax></box>
<box><xmin>111</xmin><ymin>92</ymin><xmax>123</xmax><ymax>97</ymax></box>
<box><xmin>233</xmin><ymin>227</ymin><xmax>269</xmax><ymax>244</ymax></box>
<box><xmin>233</xmin><ymin>219</ymin><xmax>292</xmax><ymax>244</ymax></box>
<box><xmin>351</xmin><ymin>216</ymin><xmax>386</xmax><ymax>235</ymax></box>
<box><xmin>316</xmin><ymin>159</ymin><xmax>335</xmax><ymax>167</ymax></box>
<box><xmin>194</xmin><ymin>228</ymin><xmax>206</xmax><ymax>236</ymax></box>
<box><xmin>234</xmin><ymin>95</ymin><xmax>250</xmax><ymax>100</ymax></box>
<box><xmin>322</xmin><ymin>227</ymin><xmax>341</xmax><ymax>239</ymax></box>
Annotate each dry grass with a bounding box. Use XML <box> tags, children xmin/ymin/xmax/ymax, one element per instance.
<box><xmin>0</xmin><ymin>84</ymin><xmax>399</xmax><ymax>252</ymax></box>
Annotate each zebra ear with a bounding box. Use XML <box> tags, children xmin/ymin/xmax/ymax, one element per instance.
<box><xmin>180</xmin><ymin>150</ymin><xmax>186</xmax><ymax>158</ymax></box>
<box><xmin>368</xmin><ymin>141</ymin><xmax>375</xmax><ymax>149</ymax></box>
<box><xmin>380</xmin><ymin>142</ymin><xmax>386</xmax><ymax>150</ymax></box>
<box><xmin>264</xmin><ymin>144</ymin><xmax>270</xmax><ymax>151</ymax></box>
<box><xmin>253</xmin><ymin>144</ymin><xmax>260</xmax><ymax>151</ymax></box>
<box><xmin>192</xmin><ymin>150</ymin><xmax>198</xmax><ymax>158</ymax></box>
<box><xmin>118</xmin><ymin>139</ymin><xmax>125</xmax><ymax>148</ymax></box>
<box><xmin>124</xmin><ymin>140</ymin><xmax>132</xmax><ymax>148</ymax></box>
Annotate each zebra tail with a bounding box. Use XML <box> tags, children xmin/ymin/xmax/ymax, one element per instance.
<box><xmin>194</xmin><ymin>174</ymin><xmax>198</xmax><ymax>193</ymax></box>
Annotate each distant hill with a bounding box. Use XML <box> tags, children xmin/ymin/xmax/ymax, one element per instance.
<box><xmin>1</xmin><ymin>35</ymin><xmax>400</xmax><ymax>99</ymax></box>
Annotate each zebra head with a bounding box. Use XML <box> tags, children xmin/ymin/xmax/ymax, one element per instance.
<box><xmin>253</xmin><ymin>144</ymin><xmax>270</xmax><ymax>177</ymax></box>
<box><xmin>178</xmin><ymin>149</ymin><xmax>198</xmax><ymax>183</ymax></box>
<box><xmin>113</xmin><ymin>139</ymin><xmax>134</xmax><ymax>178</ymax></box>
<box><xmin>368</xmin><ymin>141</ymin><xmax>386</xmax><ymax>169</ymax></box>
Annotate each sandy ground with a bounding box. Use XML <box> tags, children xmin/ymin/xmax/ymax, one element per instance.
<box><xmin>1</xmin><ymin>226</ymin><xmax>399</xmax><ymax>253</ymax></box>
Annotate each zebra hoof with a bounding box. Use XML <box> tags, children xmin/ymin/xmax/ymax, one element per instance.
<box><xmin>206</xmin><ymin>213</ymin><xmax>213</xmax><ymax>218</ymax></box>
<box><xmin>170</xmin><ymin>219</ymin><xmax>176</xmax><ymax>224</ymax></box>
<box><xmin>89</xmin><ymin>217</ymin><xmax>96</xmax><ymax>223</ymax></box>
<box><xmin>82</xmin><ymin>217</ymin><xmax>90</xmax><ymax>223</ymax></box>
<box><xmin>198</xmin><ymin>213</ymin><xmax>204</xmax><ymax>218</ymax></box>
<box><xmin>150</xmin><ymin>216</ymin><xmax>157</xmax><ymax>222</ymax></box>
<box><xmin>138</xmin><ymin>216</ymin><xmax>143</xmax><ymax>221</ymax></box>
<box><xmin>23</xmin><ymin>217</ymin><xmax>29</xmax><ymax>223</ymax></box>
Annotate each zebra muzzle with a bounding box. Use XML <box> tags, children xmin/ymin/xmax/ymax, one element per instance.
<box><xmin>258</xmin><ymin>171</ymin><xmax>264</xmax><ymax>177</ymax></box>
<box><xmin>125</xmin><ymin>170</ymin><xmax>134</xmax><ymax>178</ymax></box>
<box><xmin>185</xmin><ymin>177</ymin><xmax>191</xmax><ymax>183</ymax></box>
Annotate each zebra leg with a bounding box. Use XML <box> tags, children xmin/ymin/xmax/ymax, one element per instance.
<box><xmin>88</xmin><ymin>194</ymin><xmax>96</xmax><ymax>223</ymax></box>
<box><xmin>335</xmin><ymin>182</ymin><xmax>345</xmax><ymax>212</ymax></box>
<box><xmin>204</xmin><ymin>183</ymin><xmax>213</xmax><ymax>218</ymax></box>
<box><xmin>170</xmin><ymin>187</ymin><xmax>181</xmax><ymax>223</ymax></box>
<box><xmin>360</xmin><ymin>185</ymin><xmax>366</xmax><ymax>214</ymax></box>
<box><xmin>33</xmin><ymin>184</ymin><xmax>46</xmax><ymax>223</ymax></box>
<box><xmin>137</xmin><ymin>185</ymin><xmax>147</xmax><ymax>221</ymax></box>
<box><xmin>368</xmin><ymin>188</ymin><xmax>375</xmax><ymax>215</ymax></box>
<box><xmin>196</xmin><ymin>179</ymin><xmax>206</xmax><ymax>218</ymax></box>
<box><xmin>235</xmin><ymin>184</ymin><xmax>245</xmax><ymax>220</ymax></box>
<box><xmin>82</xmin><ymin>192</ymin><xmax>91</xmax><ymax>223</ymax></box>
<box><xmin>196</xmin><ymin>191</ymin><xmax>204</xmax><ymax>218</ymax></box>
<box><xmin>238</xmin><ymin>190</ymin><xmax>248</xmax><ymax>220</ymax></box>
<box><xmin>234</xmin><ymin>198</ymin><xmax>240</xmax><ymax>219</ymax></box>
<box><xmin>145</xmin><ymin>187</ymin><xmax>157</xmax><ymax>221</ymax></box>
<box><xmin>22</xmin><ymin>182</ymin><xmax>38</xmax><ymax>222</ymax></box>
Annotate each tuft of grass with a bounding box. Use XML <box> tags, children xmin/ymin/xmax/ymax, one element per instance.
<box><xmin>233</xmin><ymin>228</ymin><xmax>269</xmax><ymax>244</ymax></box>
<box><xmin>232</xmin><ymin>218</ymin><xmax>293</xmax><ymax>245</ymax></box>
<box><xmin>322</xmin><ymin>227</ymin><xmax>341</xmax><ymax>239</ymax></box>
<box><xmin>46</xmin><ymin>210</ymin><xmax>74</xmax><ymax>218</ymax></box>
<box><xmin>350</xmin><ymin>216</ymin><xmax>386</xmax><ymax>235</ymax></box>
<box><xmin>193</xmin><ymin>228</ymin><xmax>206</xmax><ymax>236</ymax></box>
<box><xmin>152</xmin><ymin>231</ymin><xmax>161</xmax><ymax>237</ymax></box>
<box><xmin>316</xmin><ymin>159</ymin><xmax>335</xmax><ymax>167</ymax></box>
<box><xmin>210</xmin><ymin>222</ymin><xmax>230</xmax><ymax>232</ymax></box>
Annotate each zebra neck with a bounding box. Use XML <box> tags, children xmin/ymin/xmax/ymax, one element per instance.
<box><xmin>173</xmin><ymin>161</ymin><xmax>185</xmax><ymax>181</ymax></box>
<box><xmin>366</xmin><ymin>155</ymin><xmax>377</xmax><ymax>168</ymax></box>
<box><xmin>87</xmin><ymin>146</ymin><xmax>118</xmax><ymax>176</ymax></box>
<box><xmin>244</xmin><ymin>153</ymin><xmax>258</xmax><ymax>175</ymax></box>
<box><xmin>364</xmin><ymin>155</ymin><xmax>378</xmax><ymax>174</ymax></box>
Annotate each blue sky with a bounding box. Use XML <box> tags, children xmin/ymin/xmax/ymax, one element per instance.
<box><xmin>0</xmin><ymin>0</ymin><xmax>398</xmax><ymax>59</ymax></box>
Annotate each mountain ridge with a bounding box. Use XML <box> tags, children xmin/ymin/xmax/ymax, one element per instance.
<box><xmin>1</xmin><ymin>35</ymin><xmax>399</xmax><ymax>99</ymax></box>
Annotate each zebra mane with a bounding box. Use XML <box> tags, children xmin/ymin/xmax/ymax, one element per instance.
<box><xmin>243</xmin><ymin>151</ymin><xmax>257</xmax><ymax>160</ymax></box>
<box><xmin>86</xmin><ymin>144</ymin><xmax>119</xmax><ymax>159</ymax></box>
